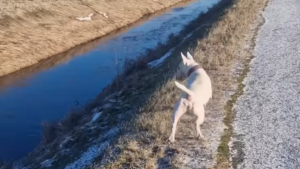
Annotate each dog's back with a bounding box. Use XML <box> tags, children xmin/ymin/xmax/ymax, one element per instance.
<box><xmin>186</xmin><ymin>69</ymin><xmax>212</xmax><ymax>105</ymax></box>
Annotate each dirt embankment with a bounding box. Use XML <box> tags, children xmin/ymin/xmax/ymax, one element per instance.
<box><xmin>0</xmin><ymin>0</ymin><xmax>188</xmax><ymax>77</ymax></box>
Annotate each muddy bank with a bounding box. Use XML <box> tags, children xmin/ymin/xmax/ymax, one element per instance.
<box><xmin>0</xmin><ymin>0</ymin><xmax>190</xmax><ymax>76</ymax></box>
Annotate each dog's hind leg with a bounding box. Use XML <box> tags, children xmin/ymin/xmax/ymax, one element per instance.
<box><xmin>193</xmin><ymin>103</ymin><xmax>205</xmax><ymax>139</ymax></box>
<box><xmin>169</xmin><ymin>98</ymin><xmax>189</xmax><ymax>142</ymax></box>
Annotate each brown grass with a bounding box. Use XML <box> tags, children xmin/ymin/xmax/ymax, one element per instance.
<box><xmin>0</xmin><ymin>0</ymin><xmax>191</xmax><ymax>77</ymax></box>
<box><xmin>91</xmin><ymin>0</ymin><xmax>269</xmax><ymax>168</ymax></box>
<box><xmin>37</xmin><ymin>0</ymin><xmax>230</xmax><ymax>145</ymax></box>
<box><xmin>12</xmin><ymin>0</ymin><xmax>269</xmax><ymax>167</ymax></box>
<box><xmin>16</xmin><ymin>1</ymin><xmax>235</xmax><ymax>168</ymax></box>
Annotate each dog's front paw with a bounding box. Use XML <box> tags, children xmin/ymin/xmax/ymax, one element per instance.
<box><xmin>200</xmin><ymin>136</ymin><xmax>207</xmax><ymax>141</ymax></box>
<box><xmin>197</xmin><ymin>135</ymin><xmax>207</xmax><ymax>141</ymax></box>
<box><xmin>169</xmin><ymin>136</ymin><xmax>175</xmax><ymax>143</ymax></box>
<box><xmin>196</xmin><ymin>133</ymin><xmax>205</xmax><ymax>140</ymax></box>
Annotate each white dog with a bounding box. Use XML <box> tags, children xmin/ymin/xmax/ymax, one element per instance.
<box><xmin>169</xmin><ymin>52</ymin><xmax>212</xmax><ymax>142</ymax></box>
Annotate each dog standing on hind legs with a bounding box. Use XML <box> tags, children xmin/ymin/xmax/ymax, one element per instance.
<box><xmin>169</xmin><ymin>52</ymin><xmax>212</xmax><ymax>143</ymax></box>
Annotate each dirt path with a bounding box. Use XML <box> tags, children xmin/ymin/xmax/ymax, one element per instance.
<box><xmin>0</xmin><ymin>0</ymin><xmax>188</xmax><ymax>77</ymax></box>
<box><xmin>232</xmin><ymin>0</ymin><xmax>300</xmax><ymax>168</ymax></box>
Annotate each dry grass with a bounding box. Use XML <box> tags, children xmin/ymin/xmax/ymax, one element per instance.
<box><xmin>36</xmin><ymin>0</ymin><xmax>227</xmax><ymax>145</ymax></box>
<box><xmin>15</xmin><ymin>1</ymin><xmax>235</xmax><ymax>168</ymax></box>
<box><xmin>11</xmin><ymin>0</ymin><xmax>269</xmax><ymax>167</ymax></box>
<box><xmin>89</xmin><ymin>0</ymin><xmax>269</xmax><ymax>168</ymax></box>
<box><xmin>0</xmin><ymin>0</ymin><xmax>190</xmax><ymax>77</ymax></box>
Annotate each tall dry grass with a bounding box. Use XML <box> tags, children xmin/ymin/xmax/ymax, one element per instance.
<box><xmin>37</xmin><ymin>0</ymin><xmax>231</xmax><ymax>145</ymax></box>
<box><xmin>10</xmin><ymin>0</ymin><xmax>269</xmax><ymax>167</ymax></box>
<box><xmin>0</xmin><ymin>0</ymin><xmax>189</xmax><ymax>76</ymax></box>
<box><xmin>92</xmin><ymin>0</ymin><xmax>269</xmax><ymax>168</ymax></box>
<box><xmin>14</xmin><ymin>1</ymin><xmax>236</xmax><ymax>168</ymax></box>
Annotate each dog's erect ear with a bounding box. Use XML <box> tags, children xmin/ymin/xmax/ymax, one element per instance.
<box><xmin>181</xmin><ymin>52</ymin><xmax>188</xmax><ymax>64</ymax></box>
<box><xmin>181</xmin><ymin>52</ymin><xmax>186</xmax><ymax>58</ymax></box>
<box><xmin>186</xmin><ymin>52</ymin><xmax>194</xmax><ymax>60</ymax></box>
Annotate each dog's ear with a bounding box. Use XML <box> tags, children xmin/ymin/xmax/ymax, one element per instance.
<box><xmin>186</xmin><ymin>52</ymin><xmax>194</xmax><ymax>60</ymax></box>
<box><xmin>181</xmin><ymin>52</ymin><xmax>188</xmax><ymax>64</ymax></box>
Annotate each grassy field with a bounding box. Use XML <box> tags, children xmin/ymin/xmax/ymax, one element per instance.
<box><xmin>0</xmin><ymin>0</ymin><xmax>189</xmax><ymax>77</ymax></box>
<box><xmin>1</xmin><ymin>0</ymin><xmax>269</xmax><ymax>168</ymax></box>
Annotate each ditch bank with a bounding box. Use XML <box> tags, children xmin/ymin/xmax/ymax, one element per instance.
<box><xmin>1</xmin><ymin>0</ymin><xmax>269</xmax><ymax>168</ymax></box>
<box><xmin>0</xmin><ymin>0</ymin><xmax>191</xmax><ymax>76</ymax></box>
<box><xmin>0</xmin><ymin>0</ymin><xmax>220</xmax><ymax>161</ymax></box>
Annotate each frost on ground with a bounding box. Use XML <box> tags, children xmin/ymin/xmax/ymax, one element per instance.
<box><xmin>14</xmin><ymin>90</ymin><xmax>125</xmax><ymax>169</ymax></box>
<box><xmin>147</xmin><ymin>30</ymin><xmax>199</xmax><ymax>68</ymax></box>
<box><xmin>89</xmin><ymin>112</ymin><xmax>103</xmax><ymax>124</ymax></box>
<box><xmin>40</xmin><ymin>159</ymin><xmax>54</xmax><ymax>168</ymax></box>
<box><xmin>64</xmin><ymin>127</ymin><xmax>120</xmax><ymax>169</ymax></box>
<box><xmin>60</xmin><ymin>136</ymin><xmax>73</xmax><ymax>149</ymax></box>
<box><xmin>148</xmin><ymin>50</ymin><xmax>173</xmax><ymax>68</ymax></box>
<box><xmin>147</xmin><ymin>22</ymin><xmax>212</xmax><ymax>68</ymax></box>
<box><xmin>232</xmin><ymin>0</ymin><xmax>300</xmax><ymax>168</ymax></box>
<box><xmin>147</xmin><ymin>29</ymin><xmax>193</xmax><ymax>68</ymax></box>
<box><xmin>147</xmin><ymin>0</ymin><xmax>221</xmax><ymax>68</ymax></box>
<box><xmin>64</xmin><ymin>141</ymin><xmax>110</xmax><ymax>169</ymax></box>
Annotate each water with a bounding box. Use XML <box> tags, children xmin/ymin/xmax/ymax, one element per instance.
<box><xmin>0</xmin><ymin>0</ymin><xmax>220</xmax><ymax>160</ymax></box>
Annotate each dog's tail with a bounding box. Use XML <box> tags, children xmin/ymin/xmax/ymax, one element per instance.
<box><xmin>175</xmin><ymin>81</ymin><xmax>194</xmax><ymax>97</ymax></box>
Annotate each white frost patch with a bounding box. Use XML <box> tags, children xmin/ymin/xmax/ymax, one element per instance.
<box><xmin>108</xmin><ymin>99</ymin><xmax>117</xmax><ymax>103</ymax></box>
<box><xmin>147</xmin><ymin>22</ymin><xmax>210</xmax><ymax>68</ymax></box>
<box><xmin>90</xmin><ymin>112</ymin><xmax>103</xmax><ymax>123</ymax></box>
<box><xmin>60</xmin><ymin>149</ymin><xmax>70</xmax><ymax>155</ymax></box>
<box><xmin>100</xmin><ymin>127</ymin><xmax>119</xmax><ymax>140</ymax></box>
<box><xmin>104</xmin><ymin>92</ymin><xmax>120</xmax><ymax>102</ymax></box>
<box><xmin>103</xmin><ymin>103</ymin><xmax>112</xmax><ymax>109</ymax></box>
<box><xmin>12</xmin><ymin>162</ymin><xmax>27</xmax><ymax>169</ymax></box>
<box><xmin>64</xmin><ymin>141</ymin><xmax>110</xmax><ymax>169</ymax></box>
<box><xmin>64</xmin><ymin>127</ymin><xmax>120</xmax><ymax>169</ymax></box>
<box><xmin>41</xmin><ymin>159</ymin><xmax>54</xmax><ymax>168</ymax></box>
<box><xmin>147</xmin><ymin>0</ymin><xmax>219</xmax><ymax>69</ymax></box>
<box><xmin>148</xmin><ymin>50</ymin><xmax>174</xmax><ymax>68</ymax></box>
<box><xmin>82</xmin><ymin>111</ymin><xmax>104</xmax><ymax>129</ymax></box>
<box><xmin>59</xmin><ymin>136</ymin><xmax>73</xmax><ymax>149</ymax></box>
<box><xmin>92</xmin><ymin>107</ymin><xmax>101</xmax><ymax>114</ymax></box>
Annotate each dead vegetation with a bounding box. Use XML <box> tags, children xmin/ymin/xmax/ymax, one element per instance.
<box><xmin>0</xmin><ymin>0</ymin><xmax>190</xmax><ymax>77</ymax></box>
<box><xmin>92</xmin><ymin>0</ymin><xmax>268</xmax><ymax>168</ymax></box>
<box><xmin>8</xmin><ymin>0</ymin><xmax>269</xmax><ymax>168</ymax></box>
<box><xmin>36</xmin><ymin>0</ymin><xmax>230</xmax><ymax>146</ymax></box>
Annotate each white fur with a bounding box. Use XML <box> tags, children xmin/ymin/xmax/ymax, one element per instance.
<box><xmin>174</xmin><ymin>81</ymin><xmax>194</xmax><ymax>97</ymax></box>
<box><xmin>169</xmin><ymin>52</ymin><xmax>212</xmax><ymax>142</ymax></box>
<box><xmin>76</xmin><ymin>13</ymin><xmax>94</xmax><ymax>21</ymax></box>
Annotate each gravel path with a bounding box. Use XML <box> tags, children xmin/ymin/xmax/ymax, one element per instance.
<box><xmin>232</xmin><ymin>0</ymin><xmax>300</xmax><ymax>168</ymax></box>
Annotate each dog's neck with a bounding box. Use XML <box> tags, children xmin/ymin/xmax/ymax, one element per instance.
<box><xmin>187</xmin><ymin>65</ymin><xmax>202</xmax><ymax>77</ymax></box>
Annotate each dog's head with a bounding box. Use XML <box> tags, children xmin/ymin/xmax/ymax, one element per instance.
<box><xmin>176</xmin><ymin>52</ymin><xmax>195</xmax><ymax>81</ymax></box>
